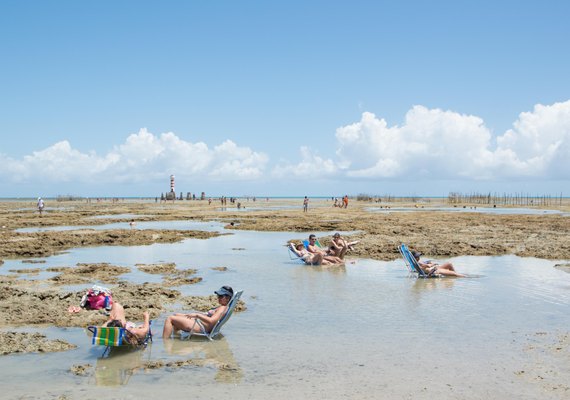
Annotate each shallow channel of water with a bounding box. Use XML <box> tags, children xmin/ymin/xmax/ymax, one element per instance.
<box><xmin>1</xmin><ymin>226</ymin><xmax>569</xmax><ymax>399</ymax></box>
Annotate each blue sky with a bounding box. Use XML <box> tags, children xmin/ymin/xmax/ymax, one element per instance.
<box><xmin>1</xmin><ymin>0</ymin><xmax>569</xmax><ymax>198</ymax></box>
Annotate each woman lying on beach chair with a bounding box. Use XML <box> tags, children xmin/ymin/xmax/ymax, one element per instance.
<box><xmin>103</xmin><ymin>303</ymin><xmax>151</xmax><ymax>345</ymax></box>
<box><xmin>411</xmin><ymin>250</ymin><xmax>465</xmax><ymax>278</ymax></box>
<box><xmin>89</xmin><ymin>303</ymin><xmax>152</xmax><ymax>357</ymax></box>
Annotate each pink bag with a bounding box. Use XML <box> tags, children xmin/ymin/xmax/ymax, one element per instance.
<box><xmin>87</xmin><ymin>292</ymin><xmax>111</xmax><ymax>310</ymax></box>
<box><xmin>81</xmin><ymin>286</ymin><xmax>113</xmax><ymax>310</ymax></box>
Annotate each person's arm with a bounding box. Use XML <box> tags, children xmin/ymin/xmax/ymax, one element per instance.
<box><xmin>186</xmin><ymin>305</ymin><xmax>228</xmax><ymax>325</ymax></box>
<box><xmin>289</xmin><ymin>243</ymin><xmax>301</xmax><ymax>256</ymax></box>
<box><xmin>418</xmin><ymin>261</ymin><xmax>437</xmax><ymax>274</ymax></box>
<box><xmin>128</xmin><ymin>311</ymin><xmax>150</xmax><ymax>338</ymax></box>
<box><xmin>330</xmin><ymin>240</ymin><xmax>341</xmax><ymax>251</ymax></box>
<box><xmin>417</xmin><ymin>260</ymin><xmax>429</xmax><ymax>271</ymax></box>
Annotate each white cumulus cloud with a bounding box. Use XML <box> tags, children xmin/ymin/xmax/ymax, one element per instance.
<box><xmin>1</xmin><ymin>100</ymin><xmax>568</xmax><ymax>195</ymax></box>
<box><xmin>335</xmin><ymin>106</ymin><xmax>494</xmax><ymax>179</ymax></box>
<box><xmin>0</xmin><ymin>129</ymin><xmax>269</xmax><ymax>185</ymax></box>
<box><xmin>272</xmin><ymin>146</ymin><xmax>338</xmax><ymax>178</ymax></box>
<box><xmin>278</xmin><ymin>100</ymin><xmax>570</xmax><ymax>182</ymax></box>
<box><xmin>493</xmin><ymin>101</ymin><xmax>570</xmax><ymax>178</ymax></box>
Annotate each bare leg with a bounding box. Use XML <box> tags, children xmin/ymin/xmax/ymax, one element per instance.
<box><xmin>437</xmin><ymin>262</ymin><xmax>456</xmax><ymax>271</ymax></box>
<box><xmin>347</xmin><ymin>240</ymin><xmax>359</xmax><ymax>250</ymax></box>
<box><xmin>338</xmin><ymin>243</ymin><xmax>348</xmax><ymax>259</ymax></box>
<box><xmin>324</xmin><ymin>255</ymin><xmax>344</xmax><ymax>264</ymax></box>
<box><xmin>311</xmin><ymin>253</ymin><xmax>324</xmax><ymax>265</ymax></box>
<box><xmin>163</xmin><ymin>315</ymin><xmax>200</xmax><ymax>338</ymax></box>
<box><xmin>109</xmin><ymin>302</ymin><xmax>126</xmax><ymax>324</ymax></box>
<box><xmin>435</xmin><ymin>267</ymin><xmax>465</xmax><ymax>278</ymax></box>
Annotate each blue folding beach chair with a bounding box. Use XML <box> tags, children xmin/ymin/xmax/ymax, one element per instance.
<box><xmin>184</xmin><ymin>290</ymin><xmax>243</xmax><ymax>340</ymax></box>
<box><xmin>288</xmin><ymin>243</ymin><xmax>305</xmax><ymax>262</ymax></box>
<box><xmin>398</xmin><ymin>243</ymin><xmax>438</xmax><ymax>279</ymax></box>
<box><xmin>288</xmin><ymin>242</ymin><xmax>323</xmax><ymax>265</ymax></box>
<box><xmin>302</xmin><ymin>238</ymin><xmax>325</xmax><ymax>250</ymax></box>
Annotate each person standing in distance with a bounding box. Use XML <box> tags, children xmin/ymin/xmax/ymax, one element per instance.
<box><xmin>303</xmin><ymin>196</ymin><xmax>309</xmax><ymax>212</ymax></box>
<box><xmin>37</xmin><ymin>197</ymin><xmax>45</xmax><ymax>216</ymax></box>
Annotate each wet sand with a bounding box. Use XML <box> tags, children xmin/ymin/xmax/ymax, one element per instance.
<box><xmin>0</xmin><ymin>198</ymin><xmax>568</xmax><ymax>374</ymax></box>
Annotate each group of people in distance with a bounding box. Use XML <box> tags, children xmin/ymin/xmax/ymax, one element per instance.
<box><xmin>101</xmin><ymin>285</ymin><xmax>235</xmax><ymax>344</ymax></box>
<box><xmin>289</xmin><ymin>233</ymin><xmax>359</xmax><ymax>266</ymax></box>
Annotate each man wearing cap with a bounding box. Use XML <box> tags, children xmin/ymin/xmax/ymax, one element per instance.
<box><xmin>412</xmin><ymin>250</ymin><xmax>465</xmax><ymax>277</ymax></box>
<box><xmin>163</xmin><ymin>285</ymin><xmax>234</xmax><ymax>337</ymax></box>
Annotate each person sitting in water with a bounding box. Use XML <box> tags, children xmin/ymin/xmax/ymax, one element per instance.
<box><xmin>328</xmin><ymin>233</ymin><xmax>360</xmax><ymax>259</ymax></box>
<box><xmin>305</xmin><ymin>235</ymin><xmax>344</xmax><ymax>264</ymax></box>
<box><xmin>162</xmin><ymin>286</ymin><xmax>234</xmax><ymax>338</ymax></box>
<box><xmin>290</xmin><ymin>242</ymin><xmax>332</xmax><ymax>265</ymax></box>
<box><xmin>103</xmin><ymin>302</ymin><xmax>150</xmax><ymax>344</ymax></box>
<box><xmin>412</xmin><ymin>250</ymin><xmax>465</xmax><ymax>277</ymax></box>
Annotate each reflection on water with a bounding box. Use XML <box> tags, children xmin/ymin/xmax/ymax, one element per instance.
<box><xmin>163</xmin><ymin>337</ymin><xmax>243</xmax><ymax>383</ymax></box>
<box><xmin>94</xmin><ymin>346</ymin><xmax>149</xmax><ymax>387</ymax></box>
<box><xmin>92</xmin><ymin>337</ymin><xmax>242</xmax><ymax>386</ymax></box>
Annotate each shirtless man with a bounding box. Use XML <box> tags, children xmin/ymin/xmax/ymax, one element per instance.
<box><xmin>307</xmin><ymin>234</ymin><xmax>343</xmax><ymax>264</ymax></box>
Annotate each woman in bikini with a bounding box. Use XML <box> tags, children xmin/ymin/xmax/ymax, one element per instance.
<box><xmin>103</xmin><ymin>302</ymin><xmax>151</xmax><ymax>344</ymax></box>
<box><xmin>412</xmin><ymin>250</ymin><xmax>465</xmax><ymax>277</ymax></box>
<box><xmin>162</xmin><ymin>286</ymin><xmax>234</xmax><ymax>338</ymax></box>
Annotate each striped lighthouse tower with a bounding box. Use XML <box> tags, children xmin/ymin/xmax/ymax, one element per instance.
<box><xmin>170</xmin><ymin>175</ymin><xmax>175</xmax><ymax>194</ymax></box>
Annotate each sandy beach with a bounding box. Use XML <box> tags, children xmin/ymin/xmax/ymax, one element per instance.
<box><xmin>0</xmin><ymin>197</ymin><xmax>568</xmax><ymax>398</ymax></box>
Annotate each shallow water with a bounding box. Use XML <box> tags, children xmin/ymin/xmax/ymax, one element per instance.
<box><xmin>1</xmin><ymin>228</ymin><xmax>569</xmax><ymax>399</ymax></box>
<box><xmin>15</xmin><ymin>220</ymin><xmax>227</xmax><ymax>233</ymax></box>
<box><xmin>366</xmin><ymin>206</ymin><xmax>569</xmax><ymax>216</ymax></box>
<box><xmin>216</xmin><ymin>204</ymin><xmax>329</xmax><ymax>212</ymax></box>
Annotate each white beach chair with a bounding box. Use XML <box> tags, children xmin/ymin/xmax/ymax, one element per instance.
<box><xmin>186</xmin><ymin>290</ymin><xmax>243</xmax><ymax>340</ymax></box>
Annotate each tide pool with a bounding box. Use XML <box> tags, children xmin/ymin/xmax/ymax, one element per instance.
<box><xmin>0</xmin><ymin>227</ymin><xmax>569</xmax><ymax>399</ymax></box>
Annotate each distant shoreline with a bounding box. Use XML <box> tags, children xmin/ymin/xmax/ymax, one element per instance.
<box><xmin>1</xmin><ymin>195</ymin><xmax>568</xmax><ymax>201</ymax></box>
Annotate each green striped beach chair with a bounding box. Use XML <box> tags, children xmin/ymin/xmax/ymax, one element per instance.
<box><xmin>88</xmin><ymin>321</ymin><xmax>152</xmax><ymax>356</ymax></box>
